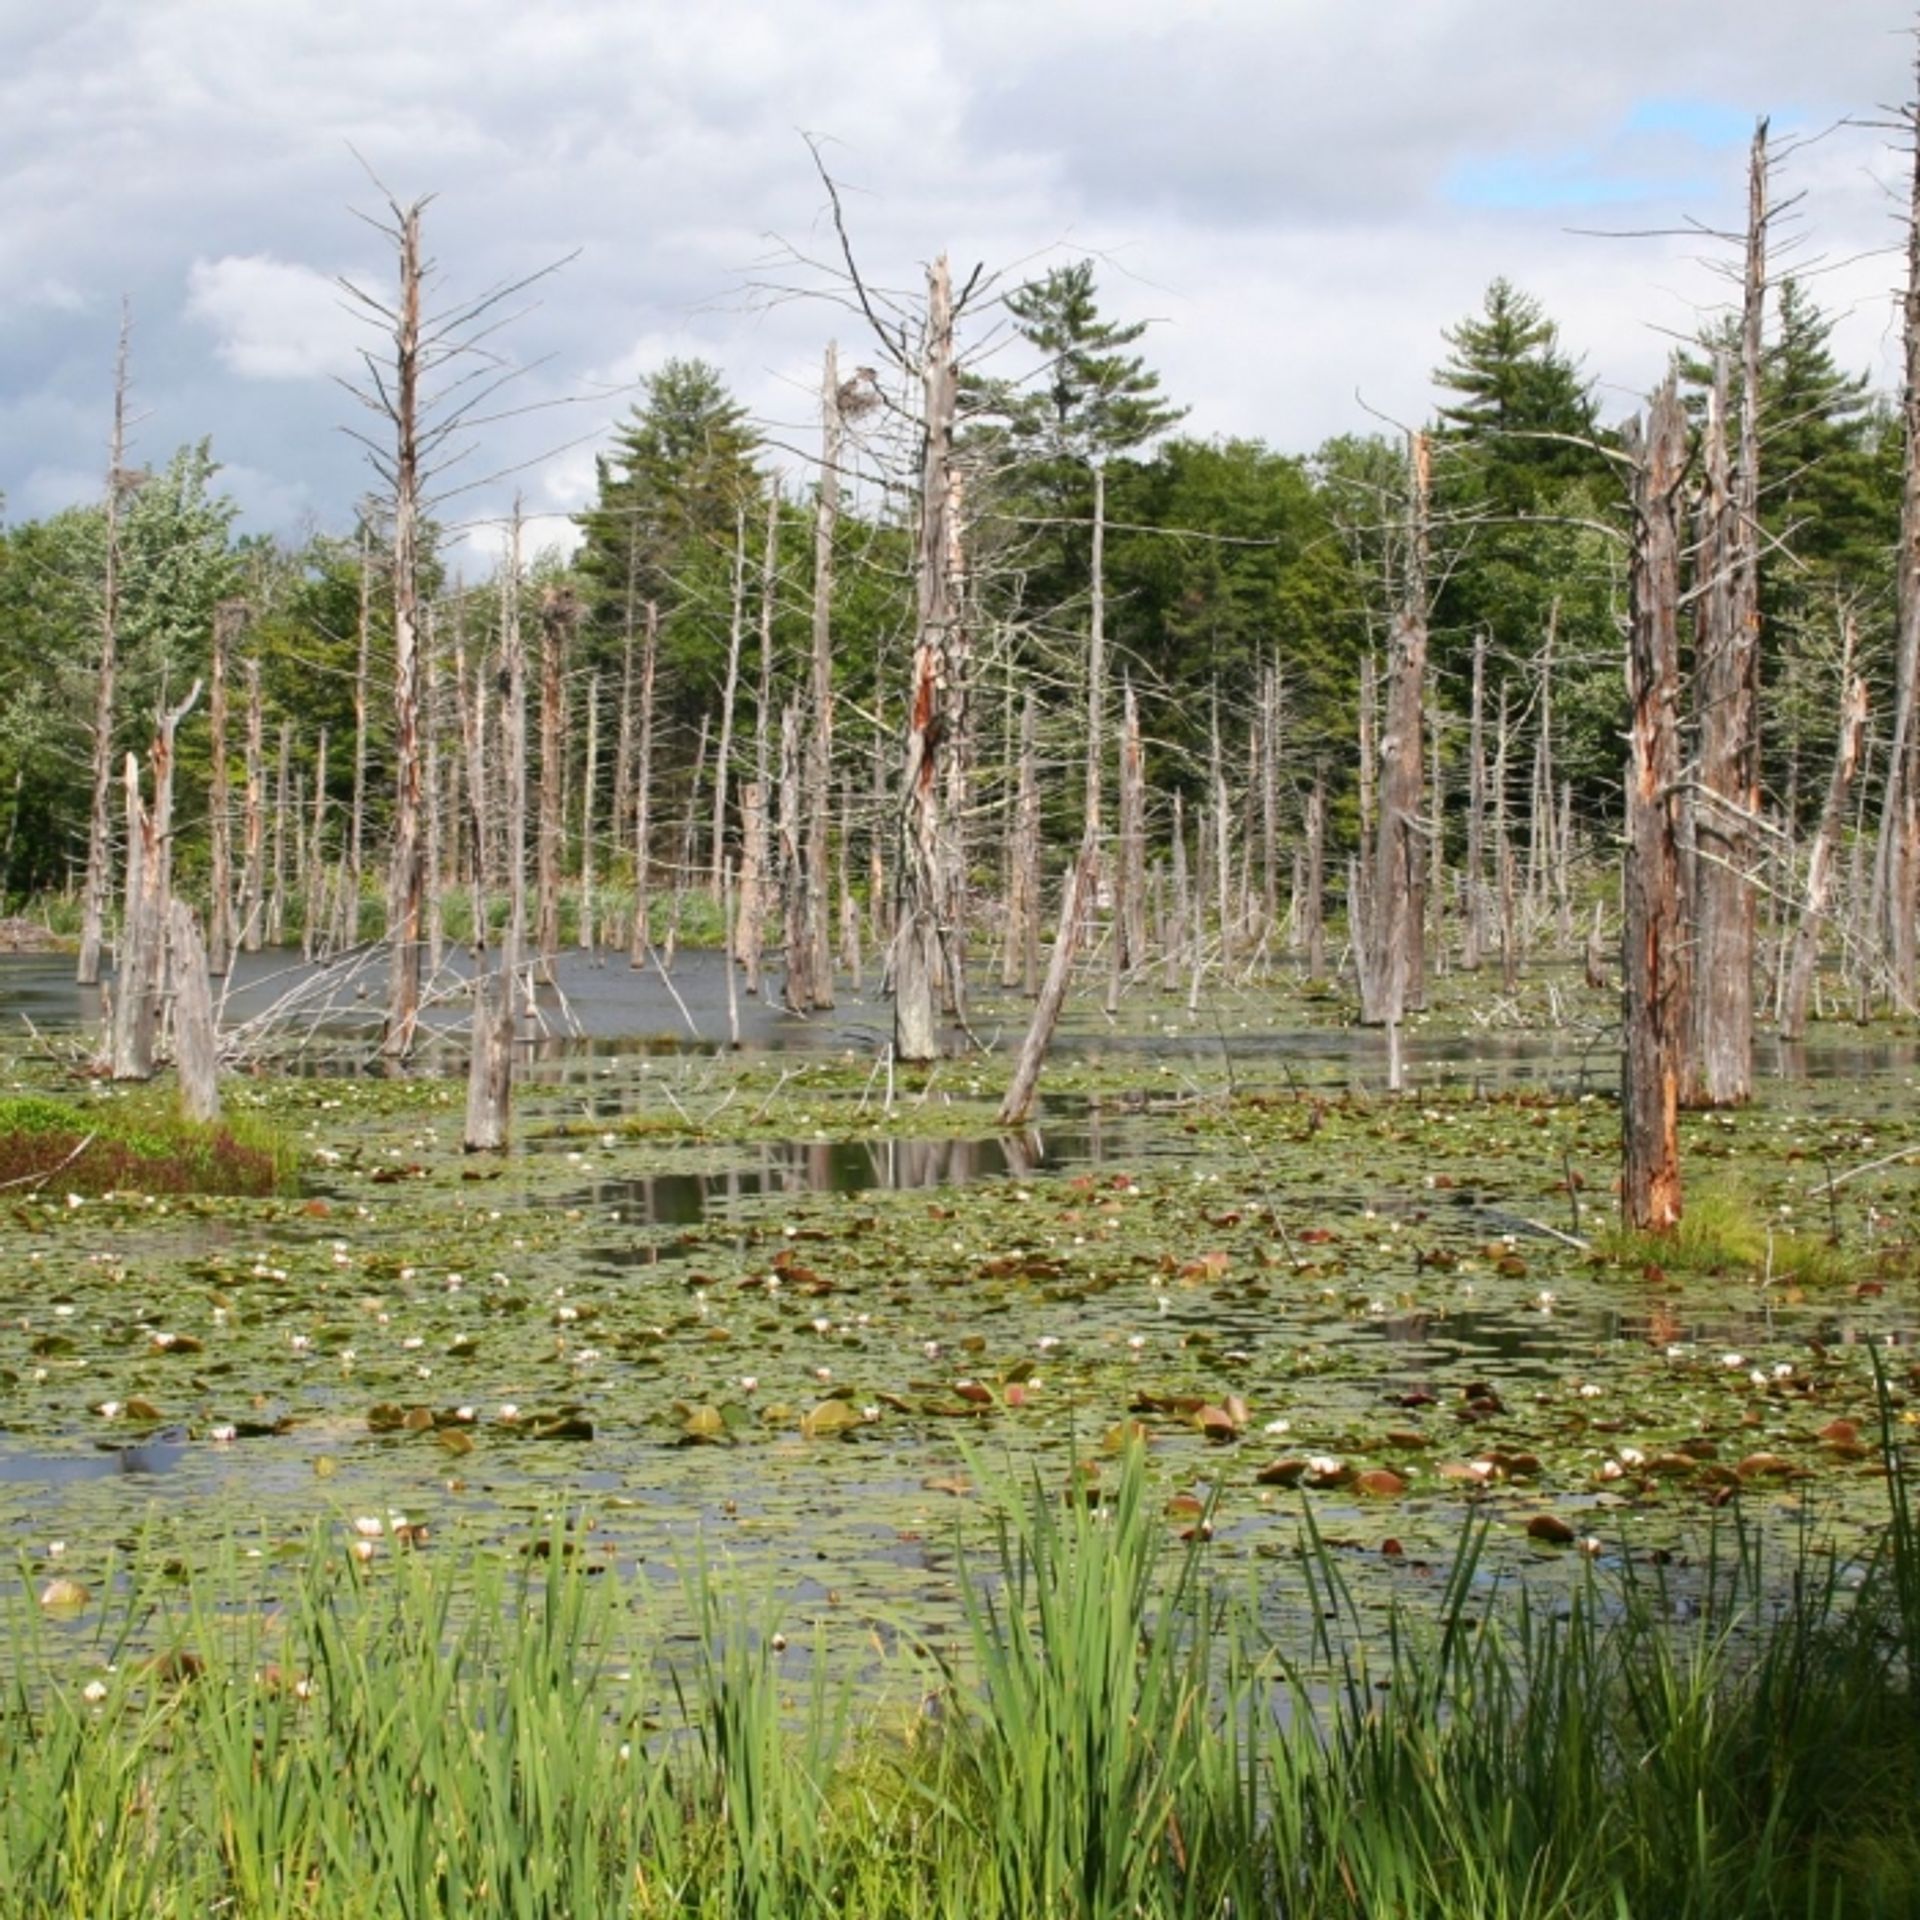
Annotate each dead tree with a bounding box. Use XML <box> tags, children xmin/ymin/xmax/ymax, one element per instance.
<box><xmin>579</xmin><ymin>671</ymin><xmax>600</xmax><ymax>951</ymax></box>
<box><xmin>1781</xmin><ymin>641</ymin><xmax>1869</xmax><ymax>1041</ymax></box>
<box><xmin>206</xmin><ymin>599</ymin><xmax>247</xmax><ymax>974</ymax></box>
<box><xmin>344</xmin><ymin>530</ymin><xmax>373</xmax><ymax>949</ymax></box>
<box><xmin>109</xmin><ymin>684</ymin><xmax>200</xmax><ymax>1081</ymax></box>
<box><xmin>1359</xmin><ymin>430</ymin><xmax>1431</xmax><ymax>1033</ymax></box>
<box><xmin>805</xmin><ymin>347</ymin><xmax>845</xmax><ymax>1007</ymax></box>
<box><xmin>535</xmin><ymin>585</ymin><xmax>579</xmax><ymax>968</ymax></box>
<box><xmin>893</xmin><ymin>255</ymin><xmax>966</xmax><ymax>1063</ymax></box>
<box><xmin>1688</xmin><ymin>121</ymin><xmax>1768</xmax><ymax>1103</ymax></box>
<box><xmin>1463</xmin><ymin>630</ymin><xmax>1488</xmax><ymax>970</ymax></box>
<box><xmin>168</xmin><ymin>900</ymin><xmax>221</xmax><ymax>1123</ymax></box>
<box><xmin>710</xmin><ymin>506</ymin><xmax>748</xmax><ymax>903</ymax></box>
<box><xmin>239</xmin><ymin>658</ymin><xmax>266</xmax><ymax>952</ymax></box>
<box><xmin>1622</xmin><ymin>378</ymin><xmax>1691</xmax><ymax>1233</ymax></box>
<box><xmin>465</xmin><ymin>528</ymin><xmax>526</xmax><ymax>1151</ymax></box>
<box><xmin>1877</xmin><ymin>70</ymin><xmax>1920</xmax><ymax>1007</ymax></box>
<box><xmin>626</xmin><ymin>600</ymin><xmax>659</xmax><ymax>964</ymax></box>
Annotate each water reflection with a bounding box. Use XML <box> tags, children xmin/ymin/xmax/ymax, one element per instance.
<box><xmin>573</xmin><ymin>1130</ymin><xmax>1086</xmax><ymax>1227</ymax></box>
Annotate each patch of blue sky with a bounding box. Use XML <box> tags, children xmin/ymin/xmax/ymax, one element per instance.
<box><xmin>1447</xmin><ymin>152</ymin><xmax>1710</xmax><ymax>211</ymax></box>
<box><xmin>1623</xmin><ymin>96</ymin><xmax>1761</xmax><ymax>147</ymax></box>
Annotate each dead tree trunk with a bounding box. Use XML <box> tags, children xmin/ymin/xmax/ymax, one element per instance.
<box><xmin>345</xmin><ymin>530</ymin><xmax>372</xmax><ymax>950</ymax></box>
<box><xmin>1782</xmin><ymin>647</ymin><xmax>1869</xmax><ymax>1041</ymax></box>
<box><xmin>168</xmin><ymin>900</ymin><xmax>220</xmax><ymax>1124</ymax></box>
<box><xmin>269</xmin><ymin>721</ymin><xmax>291</xmax><ymax>947</ymax></box>
<box><xmin>807</xmin><ymin>349</ymin><xmax>842</xmax><ymax>1007</ymax></box>
<box><xmin>1360</xmin><ymin>431</ymin><xmax>1430</xmax><ymax>1028</ymax></box>
<box><xmin>383</xmin><ymin>201</ymin><xmax>427</xmax><ymax>1057</ymax></box>
<box><xmin>579</xmin><ymin>672</ymin><xmax>599</xmax><ymax>952</ymax></box>
<box><xmin>240</xmin><ymin>658</ymin><xmax>265</xmax><ymax>952</ymax></box>
<box><xmin>779</xmin><ymin>701</ymin><xmax>814</xmax><ymax>1010</ymax></box>
<box><xmin>1463</xmin><ymin>630</ymin><xmax>1487</xmax><ymax>971</ymax></box>
<box><xmin>110</xmin><ymin>684</ymin><xmax>199</xmax><ymax>1082</ymax></box>
<box><xmin>627</xmin><ymin>600</ymin><xmax>659</xmax><ymax>964</ymax></box>
<box><xmin>1622</xmin><ymin>378</ymin><xmax>1691</xmax><ymax>1233</ymax></box>
<box><xmin>465</xmin><ymin>534</ymin><xmax>525</xmax><ymax>1151</ymax></box>
<box><xmin>1003</xmin><ymin>690</ymin><xmax>1041</xmax><ymax>994</ymax></box>
<box><xmin>206</xmin><ymin>598</ymin><xmax>246</xmax><ymax>974</ymax></box>
<box><xmin>893</xmin><ymin>255</ymin><xmax>963</xmax><ymax>1063</ymax></box>
<box><xmin>710</xmin><ymin>505</ymin><xmax>748</xmax><ymax>903</ymax></box>
<box><xmin>1689</xmin><ymin>123</ymin><xmax>1767</xmax><ymax>1101</ymax></box>
<box><xmin>78</xmin><ymin>305</ymin><xmax>131</xmax><ymax>989</ymax></box>
<box><xmin>998</xmin><ymin>840</ymin><xmax>1097</xmax><ymax>1126</ymax></box>
<box><xmin>1303</xmin><ymin>774</ymin><xmax>1327</xmax><ymax>984</ymax></box>
<box><xmin>1877</xmin><ymin>75</ymin><xmax>1920</xmax><ymax>1007</ymax></box>
<box><xmin>535</xmin><ymin>585</ymin><xmax>578</xmax><ymax>970</ymax></box>
<box><xmin>1116</xmin><ymin>676</ymin><xmax>1147</xmax><ymax>979</ymax></box>
<box><xmin>303</xmin><ymin>727</ymin><xmax>329</xmax><ymax>961</ymax></box>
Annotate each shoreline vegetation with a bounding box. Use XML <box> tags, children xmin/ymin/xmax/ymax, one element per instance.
<box><xmin>6</xmin><ymin>1444</ymin><xmax>1920</xmax><ymax>1918</ymax></box>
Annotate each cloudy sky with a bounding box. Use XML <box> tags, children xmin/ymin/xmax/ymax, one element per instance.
<box><xmin>3</xmin><ymin>1</ymin><xmax>1915</xmax><ymax>559</ymax></box>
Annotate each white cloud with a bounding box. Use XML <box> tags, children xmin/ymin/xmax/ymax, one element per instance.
<box><xmin>185</xmin><ymin>254</ymin><xmax>367</xmax><ymax>381</ymax></box>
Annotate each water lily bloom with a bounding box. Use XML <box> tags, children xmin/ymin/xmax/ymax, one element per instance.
<box><xmin>1722</xmin><ymin>1354</ymin><xmax>1746</xmax><ymax>1369</ymax></box>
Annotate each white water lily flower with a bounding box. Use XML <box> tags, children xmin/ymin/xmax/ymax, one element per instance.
<box><xmin>1264</xmin><ymin>1418</ymin><xmax>1292</xmax><ymax>1436</ymax></box>
<box><xmin>82</xmin><ymin>1680</ymin><xmax>109</xmax><ymax>1703</ymax></box>
<box><xmin>1308</xmin><ymin>1455</ymin><xmax>1344</xmax><ymax>1477</ymax></box>
<box><xmin>1579</xmin><ymin>1383</ymin><xmax>1603</xmax><ymax>1399</ymax></box>
<box><xmin>1722</xmin><ymin>1353</ymin><xmax>1746</xmax><ymax>1369</ymax></box>
<box><xmin>352</xmin><ymin>1516</ymin><xmax>384</xmax><ymax>1538</ymax></box>
<box><xmin>1600</xmin><ymin>1459</ymin><xmax>1625</xmax><ymax>1481</ymax></box>
<box><xmin>210</xmin><ymin>1425</ymin><xmax>237</xmax><ymax>1443</ymax></box>
<box><xmin>1619</xmin><ymin>1447</ymin><xmax>1646</xmax><ymax>1467</ymax></box>
<box><xmin>1774</xmin><ymin>1362</ymin><xmax>1793</xmax><ymax>1379</ymax></box>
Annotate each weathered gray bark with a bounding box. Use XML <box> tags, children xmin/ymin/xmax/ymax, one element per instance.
<box><xmin>806</xmin><ymin>349</ymin><xmax>842</xmax><ymax>1006</ymax></box>
<box><xmin>1359</xmin><ymin>431</ymin><xmax>1430</xmax><ymax>1027</ymax></box>
<box><xmin>383</xmin><ymin>202</ymin><xmax>427</xmax><ymax>1056</ymax></box>
<box><xmin>168</xmin><ymin>900</ymin><xmax>220</xmax><ymax>1123</ymax></box>
<box><xmin>998</xmin><ymin>838</ymin><xmax>1097</xmax><ymax>1126</ymax></box>
<box><xmin>893</xmin><ymin>256</ymin><xmax>963</xmax><ymax>1063</ymax></box>
<box><xmin>1689</xmin><ymin>126</ymin><xmax>1766</xmax><ymax>1100</ymax></box>
<box><xmin>710</xmin><ymin>506</ymin><xmax>747</xmax><ymax>902</ymax></box>
<box><xmin>626</xmin><ymin>600</ymin><xmax>658</xmax><ymax>964</ymax></box>
<box><xmin>345</xmin><ymin>531</ymin><xmax>372</xmax><ymax>950</ymax></box>
<box><xmin>535</xmin><ymin>585</ymin><xmax>578</xmax><ymax>969</ymax></box>
<box><xmin>302</xmin><ymin>727</ymin><xmax>329</xmax><ymax>962</ymax></box>
<box><xmin>269</xmin><ymin>721</ymin><xmax>291</xmax><ymax>947</ymax></box>
<box><xmin>1303</xmin><ymin>775</ymin><xmax>1327</xmax><ymax>984</ymax></box>
<box><xmin>78</xmin><ymin>306</ymin><xmax>131</xmax><ymax>989</ymax></box>
<box><xmin>1622</xmin><ymin>379</ymin><xmax>1690</xmax><ymax>1232</ymax></box>
<box><xmin>465</xmin><ymin>535</ymin><xmax>525</xmax><ymax>1152</ymax></box>
<box><xmin>579</xmin><ymin>672</ymin><xmax>600</xmax><ymax>951</ymax></box>
<box><xmin>1876</xmin><ymin>75</ymin><xmax>1920</xmax><ymax>1006</ymax></box>
<box><xmin>1003</xmin><ymin>691</ymin><xmax>1041</xmax><ymax>995</ymax></box>
<box><xmin>206</xmin><ymin>599</ymin><xmax>247</xmax><ymax>974</ymax></box>
<box><xmin>779</xmin><ymin>702</ymin><xmax>814</xmax><ymax>1011</ymax></box>
<box><xmin>1781</xmin><ymin>656</ymin><xmax>1869</xmax><ymax>1042</ymax></box>
<box><xmin>240</xmin><ymin>658</ymin><xmax>265</xmax><ymax>953</ymax></box>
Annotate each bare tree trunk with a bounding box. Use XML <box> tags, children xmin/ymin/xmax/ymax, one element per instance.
<box><xmin>206</xmin><ymin>598</ymin><xmax>246</xmax><ymax>974</ymax></box>
<box><xmin>998</xmin><ymin>839</ymin><xmax>1096</xmax><ymax>1126</ymax></box>
<box><xmin>893</xmin><ymin>256</ymin><xmax>963</xmax><ymax>1063</ymax></box>
<box><xmin>1360</xmin><ymin>431</ymin><xmax>1430</xmax><ymax>1027</ymax></box>
<box><xmin>345</xmin><ymin>530</ymin><xmax>372</xmax><ymax>950</ymax></box>
<box><xmin>465</xmin><ymin>532</ymin><xmax>525</xmax><ymax>1151</ymax></box>
<box><xmin>1689</xmin><ymin>125</ymin><xmax>1767</xmax><ymax>1102</ymax></box>
<box><xmin>535</xmin><ymin>585</ymin><xmax>578</xmax><ymax>970</ymax></box>
<box><xmin>1260</xmin><ymin>660</ymin><xmax>1282</xmax><ymax>942</ymax></box>
<box><xmin>1303</xmin><ymin>774</ymin><xmax>1327</xmax><ymax>984</ymax></box>
<box><xmin>807</xmin><ymin>351</ymin><xmax>842</xmax><ymax>1007</ymax></box>
<box><xmin>269</xmin><ymin>721</ymin><xmax>291</xmax><ymax>947</ymax></box>
<box><xmin>1464</xmin><ymin>629</ymin><xmax>1487</xmax><ymax>970</ymax></box>
<box><xmin>1782</xmin><ymin>645</ymin><xmax>1869</xmax><ymax>1041</ymax></box>
<box><xmin>1117</xmin><ymin>676</ymin><xmax>1147</xmax><ymax>979</ymax></box>
<box><xmin>627</xmin><ymin>600</ymin><xmax>659</xmax><ymax>964</ymax></box>
<box><xmin>579</xmin><ymin>672</ymin><xmax>599</xmax><ymax>951</ymax></box>
<box><xmin>303</xmin><ymin>727</ymin><xmax>329</xmax><ymax>962</ymax></box>
<box><xmin>779</xmin><ymin>701</ymin><xmax>814</xmax><ymax>1010</ymax></box>
<box><xmin>240</xmin><ymin>658</ymin><xmax>265</xmax><ymax>953</ymax></box>
<box><xmin>110</xmin><ymin>683</ymin><xmax>198</xmax><ymax>1082</ymax></box>
<box><xmin>710</xmin><ymin>505</ymin><xmax>748</xmax><ymax>899</ymax></box>
<box><xmin>168</xmin><ymin>900</ymin><xmax>220</xmax><ymax>1123</ymax></box>
<box><xmin>1877</xmin><ymin>76</ymin><xmax>1920</xmax><ymax>1008</ymax></box>
<box><xmin>1167</xmin><ymin>791</ymin><xmax>1190</xmax><ymax>992</ymax></box>
<box><xmin>1622</xmin><ymin>378</ymin><xmax>1690</xmax><ymax>1233</ymax></box>
<box><xmin>1003</xmin><ymin>690</ymin><xmax>1041</xmax><ymax>994</ymax></box>
<box><xmin>78</xmin><ymin>304</ymin><xmax>131</xmax><ymax>989</ymax></box>
<box><xmin>1495</xmin><ymin>684</ymin><xmax>1517</xmax><ymax>993</ymax></box>
<box><xmin>384</xmin><ymin>202</ymin><xmax>427</xmax><ymax>1057</ymax></box>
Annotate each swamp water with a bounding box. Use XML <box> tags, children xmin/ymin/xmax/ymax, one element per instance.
<box><xmin>3</xmin><ymin>948</ymin><xmax>1919</xmax><ymax>1670</ymax></box>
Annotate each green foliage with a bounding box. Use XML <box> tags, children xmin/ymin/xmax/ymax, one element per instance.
<box><xmin>5</xmin><ymin>1449</ymin><xmax>1920</xmax><ymax>1916</ymax></box>
<box><xmin>0</xmin><ymin>1090</ymin><xmax>297</xmax><ymax>1196</ymax></box>
<box><xmin>1598</xmin><ymin>1178</ymin><xmax>1857</xmax><ymax>1288</ymax></box>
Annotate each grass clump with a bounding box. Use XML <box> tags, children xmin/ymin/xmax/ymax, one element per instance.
<box><xmin>1599</xmin><ymin>1177</ymin><xmax>1857</xmax><ymax>1287</ymax></box>
<box><xmin>5</xmin><ymin>1453</ymin><xmax>1920</xmax><ymax>1916</ymax></box>
<box><xmin>0</xmin><ymin>1089</ymin><xmax>298</xmax><ymax>1196</ymax></box>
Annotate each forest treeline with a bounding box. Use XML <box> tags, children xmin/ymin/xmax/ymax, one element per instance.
<box><xmin>0</xmin><ymin>111</ymin><xmax>1914</xmax><ymax>1214</ymax></box>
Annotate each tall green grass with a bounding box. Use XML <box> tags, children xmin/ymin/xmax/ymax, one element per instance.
<box><xmin>5</xmin><ymin>1450</ymin><xmax>1920</xmax><ymax>1917</ymax></box>
<box><xmin>0</xmin><ymin>1089</ymin><xmax>299</xmax><ymax>1195</ymax></box>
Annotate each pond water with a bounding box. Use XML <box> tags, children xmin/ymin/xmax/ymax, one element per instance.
<box><xmin>3</xmin><ymin>945</ymin><xmax>1918</xmax><ymax>1669</ymax></box>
